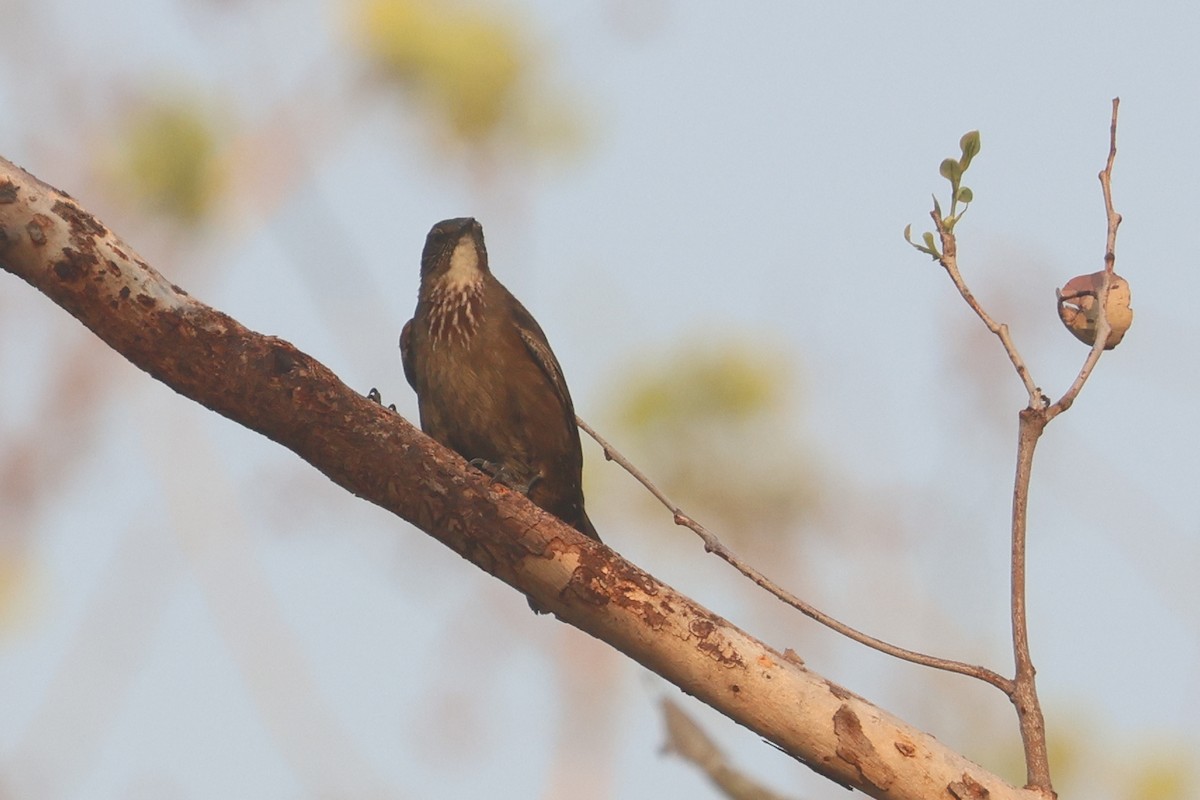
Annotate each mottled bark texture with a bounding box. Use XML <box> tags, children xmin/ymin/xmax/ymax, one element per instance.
<box><xmin>0</xmin><ymin>156</ymin><xmax>1039</xmax><ymax>800</ymax></box>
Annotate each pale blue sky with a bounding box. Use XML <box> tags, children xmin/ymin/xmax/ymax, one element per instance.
<box><xmin>1</xmin><ymin>1</ymin><xmax>1197</xmax><ymax>798</ymax></box>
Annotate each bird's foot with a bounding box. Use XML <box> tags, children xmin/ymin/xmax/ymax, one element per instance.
<box><xmin>469</xmin><ymin>458</ymin><xmax>541</xmax><ymax>495</ymax></box>
<box><xmin>366</xmin><ymin>387</ymin><xmax>397</xmax><ymax>412</ymax></box>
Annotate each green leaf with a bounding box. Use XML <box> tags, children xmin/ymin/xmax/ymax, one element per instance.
<box><xmin>959</xmin><ymin>130</ymin><xmax>981</xmax><ymax>170</ymax></box>
<box><xmin>939</xmin><ymin>157</ymin><xmax>962</xmax><ymax>184</ymax></box>
<box><xmin>932</xmin><ymin>194</ymin><xmax>943</xmax><ymax>218</ymax></box>
<box><xmin>957</xmin><ymin>186</ymin><xmax>973</xmax><ymax>203</ymax></box>
<box><xmin>904</xmin><ymin>226</ymin><xmax>939</xmax><ymax>259</ymax></box>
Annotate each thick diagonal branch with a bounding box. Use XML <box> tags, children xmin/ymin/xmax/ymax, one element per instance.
<box><xmin>0</xmin><ymin>156</ymin><xmax>1040</xmax><ymax>800</ymax></box>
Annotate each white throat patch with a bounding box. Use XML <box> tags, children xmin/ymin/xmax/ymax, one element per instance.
<box><xmin>443</xmin><ymin>237</ymin><xmax>482</xmax><ymax>291</ymax></box>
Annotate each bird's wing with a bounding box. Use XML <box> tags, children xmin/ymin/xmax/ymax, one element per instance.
<box><xmin>511</xmin><ymin>301</ymin><xmax>576</xmax><ymax>418</ymax></box>
<box><xmin>399</xmin><ymin>319</ymin><xmax>417</xmax><ymax>390</ymax></box>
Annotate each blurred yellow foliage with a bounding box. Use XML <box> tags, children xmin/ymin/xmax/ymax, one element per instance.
<box><xmin>1126</xmin><ymin>750</ymin><xmax>1194</xmax><ymax>800</ymax></box>
<box><xmin>0</xmin><ymin>556</ymin><xmax>32</xmax><ymax>632</ymax></box>
<box><xmin>621</xmin><ymin>347</ymin><xmax>779</xmax><ymax>428</ymax></box>
<box><xmin>992</xmin><ymin>720</ymin><xmax>1196</xmax><ymax>800</ymax></box>
<box><xmin>355</xmin><ymin>0</ymin><xmax>523</xmax><ymax>141</ymax></box>
<box><xmin>613</xmin><ymin>341</ymin><xmax>813</xmax><ymax>542</ymax></box>
<box><xmin>113</xmin><ymin>99</ymin><xmax>224</xmax><ymax>224</ymax></box>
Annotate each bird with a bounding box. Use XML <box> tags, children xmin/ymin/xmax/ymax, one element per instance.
<box><xmin>400</xmin><ymin>217</ymin><xmax>599</xmax><ymax>556</ymax></box>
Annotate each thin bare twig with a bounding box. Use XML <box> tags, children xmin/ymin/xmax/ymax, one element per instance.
<box><xmin>929</xmin><ymin>209</ymin><xmax>1044</xmax><ymax>408</ymax></box>
<box><xmin>1008</xmin><ymin>411</ymin><xmax>1051</xmax><ymax>791</ymax></box>
<box><xmin>1015</xmin><ymin>97</ymin><xmax>1123</xmax><ymax>796</ymax></box>
<box><xmin>576</xmin><ymin>416</ymin><xmax>1013</xmax><ymax>692</ymax></box>
<box><xmin>1049</xmin><ymin>97</ymin><xmax>1123</xmax><ymax>419</ymax></box>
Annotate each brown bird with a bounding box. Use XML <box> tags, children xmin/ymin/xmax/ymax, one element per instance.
<box><xmin>400</xmin><ymin>217</ymin><xmax>599</xmax><ymax>547</ymax></box>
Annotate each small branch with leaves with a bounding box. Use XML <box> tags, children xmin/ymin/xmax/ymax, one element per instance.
<box><xmin>905</xmin><ymin>129</ymin><xmax>980</xmax><ymax>260</ymax></box>
<box><xmin>900</xmin><ymin>97</ymin><xmax>1132</xmax><ymax>797</ymax></box>
<box><xmin>589</xmin><ymin>101</ymin><xmax>1132</xmax><ymax>800</ymax></box>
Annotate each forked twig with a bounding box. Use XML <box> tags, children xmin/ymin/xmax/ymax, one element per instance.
<box><xmin>580</xmin><ymin>102</ymin><xmax>1125</xmax><ymax>800</ymax></box>
<box><xmin>925</xmin><ymin>98</ymin><xmax>1125</xmax><ymax>795</ymax></box>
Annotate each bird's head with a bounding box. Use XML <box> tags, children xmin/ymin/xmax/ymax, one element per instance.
<box><xmin>420</xmin><ymin>217</ymin><xmax>490</xmax><ymax>288</ymax></box>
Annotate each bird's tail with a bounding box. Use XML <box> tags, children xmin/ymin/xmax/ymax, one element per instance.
<box><xmin>574</xmin><ymin>508</ymin><xmax>600</xmax><ymax>542</ymax></box>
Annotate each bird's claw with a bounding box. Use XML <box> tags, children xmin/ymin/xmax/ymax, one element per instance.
<box><xmin>469</xmin><ymin>458</ymin><xmax>541</xmax><ymax>495</ymax></box>
<box><xmin>367</xmin><ymin>388</ymin><xmax>398</xmax><ymax>413</ymax></box>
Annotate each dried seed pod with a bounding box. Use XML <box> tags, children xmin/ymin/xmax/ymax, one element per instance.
<box><xmin>1056</xmin><ymin>271</ymin><xmax>1133</xmax><ymax>350</ymax></box>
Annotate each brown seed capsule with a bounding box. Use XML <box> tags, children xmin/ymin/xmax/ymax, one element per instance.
<box><xmin>1056</xmin><ymin>271</ymin><xmax>1133</xmax><ymax>350</ymax></box>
